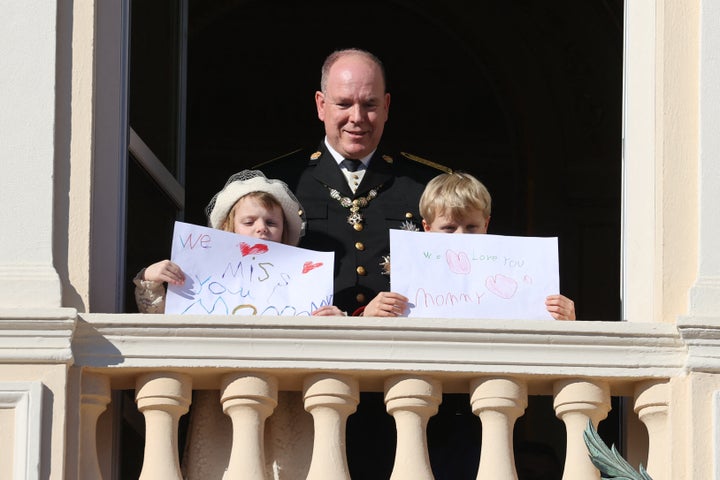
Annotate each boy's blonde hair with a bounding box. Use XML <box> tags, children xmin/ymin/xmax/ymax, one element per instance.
<box><xmin>419</xmin><ymin>172</ymin><xmax>492</xmax><ymax>224</ymax></box>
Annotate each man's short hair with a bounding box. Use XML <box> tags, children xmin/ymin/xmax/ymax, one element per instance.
<box><xmin>320</xmin><ymin>48</ymin><xmax>387</xmax><ymax>93</ymax></box>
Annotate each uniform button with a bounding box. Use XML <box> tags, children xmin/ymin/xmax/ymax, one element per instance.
<box><xmin>356</xmin><ymin>293</ymin><xmax>366</xmax><ymax>304</ymax></box>
<box><xmin>405</xmin><ymin>212</ymin><xmax>413</xmax><ymax>219</ymax></box>
<box><xmin>355</xmin><ymin>242</ymin><xmax>365</xmax><ymax>251</ymax></box>
<box><xmin>354</xmin><ymin>223</ymin><xmax>363</xmax><ymax>231</ymax></box>
<box><xmin>356</xmin><ymin>266</ymin><xmax>366</xmax><ymax>276</ymax></box>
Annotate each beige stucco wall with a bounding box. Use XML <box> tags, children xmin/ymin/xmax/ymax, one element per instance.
<box><xmin>659</xmin><ymin>1</ymin><xmax>700</xmax><ymax>324</ymax></box>
<box><xmin>55</xmin><ymin>0</ymin><xmax>95</xmax><ymax>313</ymax></box>
<box><xmin>679</xmin><ymin>373</ymin><xmax>720</xmax><ymax>479</ymax></box>
<box><xmin>0</xmin><ymin>0</ymin><xmax>61</xmax><ymax>309</ymax></box>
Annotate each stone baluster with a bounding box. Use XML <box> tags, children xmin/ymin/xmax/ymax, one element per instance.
<box><xmin>303</xmin><ymin>374</ymin><xmax>359</xmax><ymax>480</ymax></box>
<box><xmin>135</xmin><ymin>372</ymin><xmax>192</xmax><ymax>480</ymax></box>
<box><xmin>634</xmin><ymin>380</ymin><xmax>669</xmax><ymax>480</ymax></box>
<box><xmin>79</xmin><ymin>372</ymin><xmax>111</xmax><ymax>480</ymax></box>
<box><xmin>385</xmin><ymin>375</ymin><xmax>441</xmax><ymax>480</ymax></box>
<box><xmin>471</xmin><ymin>377</ymin><xmax>528</xmax><ymax>480</ymax></box>
<box><xmin>553</xmin><ymin>379</ymin><xmax>610</xmax><ymax>480</ymax></box>
<box><xmin>221</xmin><ymin>373</ymin><xmax>278</xmax><ymax>480</ymax></box>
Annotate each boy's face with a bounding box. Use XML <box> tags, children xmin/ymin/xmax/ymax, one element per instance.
<box><xmin>422</xmin><ymin>208</ymin><xmax>490</xmax><ymax>234</ymax></box>
<box><xmin>231</xmin><ymin>196</ymin><xmax>284</xmax><ymax>243</ymax></box>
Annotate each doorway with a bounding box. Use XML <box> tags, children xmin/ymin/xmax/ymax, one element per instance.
<box><xmin>127</xmin><ymin>0</ymin><xmax>622</xmax><ymax>321</ymax></box>
<box><xmin>123</xmin><ymin>1</ymin><xmax>624</xmax><ymax>478</ymax></box>
<box><xmin>182</xmin><ymin>0</ymin><xmax>623</xmax><ymax>321</ymax></box>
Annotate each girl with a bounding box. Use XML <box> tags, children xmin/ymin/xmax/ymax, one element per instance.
<box><xmin>134</xmin><ymin>169</ymin><xmax>343</xmax><ymax>316</ymax></box>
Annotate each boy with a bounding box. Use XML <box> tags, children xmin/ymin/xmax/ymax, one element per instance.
<box><xmin>366</xmin><ymin>172</ymin><xmax>575</xmax><ymax>320</ymax></box>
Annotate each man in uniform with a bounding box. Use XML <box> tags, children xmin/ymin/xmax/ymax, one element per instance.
<box><xmin>259</xmin><ymin>48</ymin><xmax>450</xmax><ymax>315</ymax></box>
<box><xmin>259</xmin><ymin>48</ymin><xmax>450</xmax><ymax>479</ymax></box>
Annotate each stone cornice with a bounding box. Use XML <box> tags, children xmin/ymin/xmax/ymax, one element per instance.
<box><xmin>0</xmin><ymin>308</ymin><xmax>77</xmax><ymax>364</ymax></box>
<box><xmin>677</xmin><ymin>315</ymin><xmax>720</xmax><ymax>372</ymax></box>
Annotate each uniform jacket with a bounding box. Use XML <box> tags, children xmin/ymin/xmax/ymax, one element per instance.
<box><xmin>259</xmin><ymin>142</ymin><xmax>450</xmax><ymax>313</ymax></box>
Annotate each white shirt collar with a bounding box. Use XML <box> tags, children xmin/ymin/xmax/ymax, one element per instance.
<box><xmin>323</xmin><ymin>137</ymin><xmax>374</xmax><ymax>167</ymax></box>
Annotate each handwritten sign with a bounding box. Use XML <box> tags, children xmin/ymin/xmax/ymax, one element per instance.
<box><xmin>390</xmin><ymin>230</ymin><xmax>559</xmax><ymax>320</ymax></box>
<box><xmin>165</xmin><ymin>221</ymin><xmax>334</xmax><ymax>316</ymax></box>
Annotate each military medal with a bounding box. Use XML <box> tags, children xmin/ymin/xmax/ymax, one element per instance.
<box><xmin>328</xmin><ymin>185</ymin><xmax>381</xmax><ymax>228</ymax></box>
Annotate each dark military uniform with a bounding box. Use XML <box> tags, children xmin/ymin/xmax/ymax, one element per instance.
<box><xmin>258</xmin><ymin>142</ymin><xmax>450</xmax><ymax>313</ymax></box>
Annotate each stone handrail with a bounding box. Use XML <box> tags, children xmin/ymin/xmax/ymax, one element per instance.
<box><xmin>73</xmin><ymin>314</ymin><xmax>685</xmax><ymax>385</ymax></box>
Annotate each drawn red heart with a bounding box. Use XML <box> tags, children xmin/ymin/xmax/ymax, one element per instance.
<box><xmin>302</xmin><ymin>261</ymin><xmax>323</xmax><ymax>274</ymax></box>
<box><xmin>485</xmin><ymin>274</ymin><xmax>518</xmax><ymax>299</ymax></box>
<box><xmin>445</xmin><ymin>250</ymin><xmax>471</xmax><ymax>274</ymax></box>
<box><xmin>239</xmin><ymin>242</ymin><xmax>269</xmax><ymax>257</ymax></box>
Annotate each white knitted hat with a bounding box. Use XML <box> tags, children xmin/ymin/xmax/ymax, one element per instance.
<box><xmin>205</xmin><ymin>170</ymin><xmax>305</xmax><ymax>245</ymax></box>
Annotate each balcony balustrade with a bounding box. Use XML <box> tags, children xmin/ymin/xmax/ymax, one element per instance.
<box><xmin>70</xmin><ymin>313</ymin><xmax>686</xmax><ymax>480</ymax></box>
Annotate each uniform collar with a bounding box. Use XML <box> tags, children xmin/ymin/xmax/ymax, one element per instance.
<box><xmin>323</xmin><ymin>137</ymin><xmax>373</xmax><ymax>168</ymax></box>
<box><xmin>311</xmin><ymin>142</ymin><xmax>393</xmax><ymax>198</ymax></box>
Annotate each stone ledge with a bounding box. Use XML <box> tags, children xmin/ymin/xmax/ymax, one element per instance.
<box><xmin>74</xmin><ymin>314</ymin><xmax>686</xmax><ymax>392</ymax></box>
<box><xmin>0</xmin><ymin>308</ymin><xmax>77</xmax><ymax>364</ymax></box>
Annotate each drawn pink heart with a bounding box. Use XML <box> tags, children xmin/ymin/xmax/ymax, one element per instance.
<box><xmin>486</xmin><ymin>274</ymin><xmax>518</xmax><ymax>299</ymax></box>
<box><xmin>302</xmin><ymin>261</ymin><xmax>323</xmax><ymax>274</ymax></box>
<box><xmin>239</xmin><ymin>242</ymin><xmax>268</xmax><ymax>257</ymax></box>
<box><xmin>446</xmin><ymin>250</ymin><xmax>471</xmax><ymax>274</ymax></box>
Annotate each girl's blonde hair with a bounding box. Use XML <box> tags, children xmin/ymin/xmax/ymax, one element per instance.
<box><xmin>419</xmin><ymin>172</ymin><xmax>492</xmax><ymax>224</ymax></box>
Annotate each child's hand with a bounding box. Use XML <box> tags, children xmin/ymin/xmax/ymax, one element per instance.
<box><xmin>545</xmin><ymin>294</ymin><xmax>576</xmax><ymax>321</ymax></box>
<box><xmin>364</xmin><ymin>292</ymin><xmax>409</xmax><ymax>317</ymax></box>
<box><xmin>143</xmin><ymin>260</ymin><xmax>185</xmax><ymax>286</ymax></box>
<box><xmin>312</xmin><ymin>306</ymin><xmax>346</xmax><ymax>316</ymax></box>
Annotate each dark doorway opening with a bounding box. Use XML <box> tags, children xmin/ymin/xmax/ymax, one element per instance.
<box><xmin>184</xmin><ymin>0</ymin><xmax>623</xmax><ymax>321</ymax></box>
<box><xmin>125</xmin><ymin>1</ymin><xmax>624</xmax><ymax>478</ymax></box>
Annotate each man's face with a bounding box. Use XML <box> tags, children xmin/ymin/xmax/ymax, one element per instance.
<box><xmin>315</xmin><ymin>54</ymin><xmax>390</xmax><ymax>160</ymax></box>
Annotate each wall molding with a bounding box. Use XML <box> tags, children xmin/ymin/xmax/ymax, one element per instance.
<box><xmin>0</xmin><ymin>381</ymin><xmax>44</xmax><ymax>480</ymax></box>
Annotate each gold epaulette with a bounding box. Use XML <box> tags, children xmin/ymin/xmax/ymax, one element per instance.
<box><xmin>400</xmin><ymin>151</ymin><xmax>452</xmax><ymax>174</ymax></box>
<box><xmin>252</xmin><ymin>147</ymin><xmax>304</xmax><ymax>169</ymax></box>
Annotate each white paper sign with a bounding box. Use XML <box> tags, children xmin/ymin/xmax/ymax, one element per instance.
<box><xmin>390</xmin><ymin>230</ymin><xmax>559</xmax><ymax>320</ymax></box>
<box><xmin>165</xmin><ymin>221</ymin><xmax>335</xmax><ymax>316</ymax></box>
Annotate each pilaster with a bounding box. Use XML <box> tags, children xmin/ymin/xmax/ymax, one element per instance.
<box><xmin>0</xmin><ymin>0</ymin><xmax>62</xmax><ymax>309</ymax></box>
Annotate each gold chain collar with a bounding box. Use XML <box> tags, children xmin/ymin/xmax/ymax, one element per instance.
<box><xmin>327</xmin><ymin>184</ymin><xmax>383</xmax><ymax>231</ymax></box>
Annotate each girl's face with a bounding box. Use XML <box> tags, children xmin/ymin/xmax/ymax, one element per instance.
<box><xmin>231</xmin><ymin>196</ymin><xmax>284</xmax><ymax>242</ymax></box>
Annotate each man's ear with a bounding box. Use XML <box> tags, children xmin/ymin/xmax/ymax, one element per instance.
<box><xmin>422</xmin><ymin>219</ymin><xmax>431</xmax><ymax>231</ymax></box>
<box><xmin>315</xmin><ymin>91</ymin><xmax>325</xmax><ymax>121</ymax></box>
<box><xmin>484</xmin><ymin>216</ymin><xmax>491</xmax><ymax>232</ymax></box>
